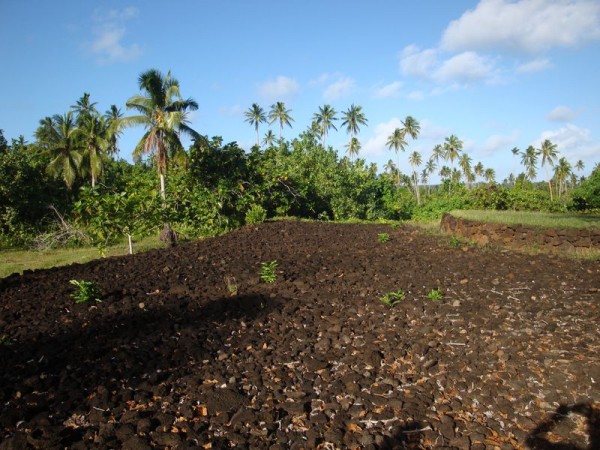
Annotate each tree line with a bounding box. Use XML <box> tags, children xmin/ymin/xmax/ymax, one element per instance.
<box><xmin>1</xmin><ymin>68</ymin><xmax>598</xmax><ymax>250</ymax></box>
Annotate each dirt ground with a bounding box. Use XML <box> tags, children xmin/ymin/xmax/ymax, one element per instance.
<box><xmin>0</xmin><ymin>220</ymin><xmax>598</xmax><ymax>449</ymax></box>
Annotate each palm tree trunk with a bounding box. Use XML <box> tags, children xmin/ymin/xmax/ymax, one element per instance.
<box><xmin>160</xmin><ymin>173</ymin><xmax>166</xmax><ymax>200</ymax></box>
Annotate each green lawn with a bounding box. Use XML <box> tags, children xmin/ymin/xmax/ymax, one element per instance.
<box><xmin>0</xmin><ymin>236</ymin><xmax>165</xmax><ymax>279</ymax></box>
<box><xmin>449</xmin><ymin>210</ymin><xmax>600</xmax><ymax>229</ymax></box>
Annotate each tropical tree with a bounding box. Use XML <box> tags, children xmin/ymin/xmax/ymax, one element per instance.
<box><xmin>124</xmin><ymin>68</ymin><xmax>199</xmax><ymax>200</ymax></box>
<box><xmin>553</xmin><ymin>157</ymin><xmax>572</xmax><ymax>197</ymax></box>
<box><xmin>539</xmin><ymin>139</ymin><xmax>559</xmax><ymax>200</ymax></box>
<box><xmin>244</xmin><ymin>103</ymin><xmax>266</xmax><ymax>147</ymax></box>
<box><xmin>268</xmin><ymin>102</ymin><xmax>293</xmax><ymax>140</ymax></box>
<box><xmin>313</xmin><ymin>104</ymin><xmax>338</xmax><ymax>147</ymax></box>
<box><xmin>431</xmin><ymin>144</ymin><xmax>444</xmax><ymax>164</ymax></box>
<box><xmin>35</xmin><ymin>113</ymin><xmax>82</xmax><ymax>189</ymax></box>
<box><xmin>71</xmin><ymin>93</ymin><xmax>98</xmax><ymax>124</ymax></box>
<box><xmin>386</xmin><ymin>128</ymin><xmax>407</xmax><ymax>185</ymax></box>
<box><xmin>383</xmin><ymin>159</ymin><xmax>397</xmax><ymax>179</ymax></box>
<box><xmin>104</xmin><ymin>104</ymin><xmax>124</xmax><ymax>155</ymax></box>
<box><xmin>443</xmin><ymin>134</ymin><xmax>463</xmax><ymax>168</ymax></box>
<box><xmin>341</xmin><ymin>104</ymin><xmax>367</xmax><ymax>158</ymax></box>
<box><xmin>262</xmin><ymin>130</ymin><xmax>276</xmax><ymax>148</ymax></box>
<box><xmin>521</xmin><ymin>146</ymin><xmax>538</xmax><ymax>182</ymax></box>
<box><xmin>75</xmin><ymin>113</ymin><xmax>110</xmax><ymax>188</ymax></box>
<box><xmin>408</xmin><ymin>150</ymin><xmax>422</xmax><ymax>204</ymax></box>
<box><xmin>474</xmin><ymin>162</ymin><xmax>484</xmax><ymax>183</ymax></box>
<box><xmin>345</xmin><ymin>137</ymin><xmax>361</xmax><ymax>161</ymax></box>
<box><xmin>458</xmin><ymin>153</ymin><xmax>473</xmax><ymax>189</ymax></box>
<box><xmin>484</xmin><ymin>167</ymin><xmax>496</xmax><ymax>185</ymax></box>
<box><xmin>401</xmin><ymin>116</ymin><xmax>420</xmax><ymax>142</ymax></box>
<box><xmin>575</xmin><ymin>160</ymin><xmax>585</xmax><ymax>172</ymax></box>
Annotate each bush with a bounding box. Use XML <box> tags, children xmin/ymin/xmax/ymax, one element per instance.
<box><xmin>245</xmin><ymin>204</ymin><xmax>267</xmax><ymax>225</ymax></box>
<box><xmin>469</xmin><ymin>184</ymin><xmax>509</xmax><ymax>210</ymax></box>
<box><xmin>570</xmin><ymin>168</ymin><xmax>600</xmax><ymax>211</ymax></box>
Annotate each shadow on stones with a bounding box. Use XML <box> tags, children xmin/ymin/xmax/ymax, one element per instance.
<box><xmin>526</xmin><ymin>403</ymin><xmax>600</xmax><ymax>450</ymax></box>
<box><xmin>377</xmin><ymin>421</ymin><xmax>428</xmax><ymax>449</ymax></box>
<box><xmin>0</xmin><ymin>293</ymin><xmax>279</xmax><ymax>442</ymax></box>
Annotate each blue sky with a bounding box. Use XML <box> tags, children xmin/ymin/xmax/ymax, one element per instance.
<box><xmin>1</xmin><ymin>0</ymin><xmax>599</xmax><ymax>182</ymax></box>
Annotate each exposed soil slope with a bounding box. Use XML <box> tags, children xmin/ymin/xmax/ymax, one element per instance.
<box><xmin>0</xmin><ymin>221</ymin><xmax>598</xmax><ymax>449</ymax></box>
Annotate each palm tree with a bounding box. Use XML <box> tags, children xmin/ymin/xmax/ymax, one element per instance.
<box><xmin>268</xmin><ymin>102</ymin><xmax>293</xmax><ymax>141</ymax></box>
<box><xmin>458</xmin><ymin>153</ymin><xmax>473</xmax><ymax>189</ymax></box>
<box><xmin>575</xmin><ymin>160</ymin><xmax>585</xmax><ymax>172</ymax></box>
<box><xmin>313</xmin><ymin>104</ymin><xmax>338</xmax><ymax>147</ymax></box>
<box><xmin>345</xmin><ymin>137</ymin><xmax>361</xmax><ymax>161</ymax></box>
<box><xmin>35</xmin><ymin>113</ymin><xmax>82</xmax><ymax>189</ymax></box>
<box><xmin>104</xmin><ymin>104</ymin><xmax>123</xmax><ymax>155</ymax></box>
<box><xmin>439</xmin><ymin>165</ymin><xmax>451</xmax><ymax>183</ymax></box>
<box><xmin>553</xmin><ymin>157</ymin><xmax>571</xmax><ymax>197</ymax></box>
<box><xmin>341</xmin><ymin>104</ymin><xmax>367</xmax><ymax>158</ymax></box>
<box><xmin>474</xmin><ymin>162</ymin><xmax>484</xmax><ymax>183</ymax></box>
<box><xmin>539</xmin><ymin>139</ymin><xmax>559</xmax><ymax>200</ymax></box>
<box><xmin>384</xmin><ymin>159</ymin><xmax>398</xmax><ymax>180</ymax></box>
<box><xmin>408</xmin><ymin>150</ymin><xmax>422</xmax><ymax>204</ymax></box>
<box><xmin>431</xmin><ymin>144</ymin><xmax>444</xmax><ymax>164</ymax></box>
<box><xmin>521</xmin><ymin>146</ymin><xmax>538</xmax><ymax>182</ymax></box>
<box><xmin>71</xmin><ymin>93</ymin><xmax>98</xmax><ymax>124</ymax></box>
<box><xmin>75</xmin><ymin>113</ymin><xmax>110</xmax><ymax>188</ymax></box>
<box><xmin>401</xmin><ymin>115</ymin><xmax>420</xmax><ymax>141</ymax></box>
<box><xmin>244</xmin><ymin>103</ymin><xmax>266</xmax><ymax>147</ymax></box>
<box><xmin>262</xmin><ymin>130</ymin><xmax>276</xmax><ymax>148</ymax></box>
<box><xmin>124</xmin><ymin>68</ymin><xmax>199</xmax><ymax>200</ymax></box>
<box><xmin>443</xmin><ymin>134</ymin><xmax>463</xmax><ymax>168</ymax></box>
<box><xmin>484</xmin><ymin>168</ymin><xmax>496</xmax><ymax>185</ymax></box>
<box><xmin>386</xmin><ymin>128</ymin><xmax>407</xmax><ymax>185</ymax></box>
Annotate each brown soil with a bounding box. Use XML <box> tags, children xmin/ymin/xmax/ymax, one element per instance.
<box><xmin>0</xmin><ymin>221</ymin><xmax>599</xmax><ymax>449</ymax></box>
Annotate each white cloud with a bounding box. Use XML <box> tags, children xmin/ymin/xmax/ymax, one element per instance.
<box><xmin>479</xmin><ymin>130</ymin><xmax>521</xmax><ymax>155</ymax></box>
<box><xmin>399</xmin><ymin>46</ymin><xmax>500</xmax><ymax>87</ymax></box>
<box><xmin>434</xmin><ymin>51</ymin><xmax>499</xmax><ymax>84</ymax></box>
<box><xmin>362</xmin><ymin>118</ymin><xmax>404</xmax><ymax>157</ymax></box>
<box><xmin>535</xmin><ymin>124</ymin><xmax>599</xmax><ymax>159</ymax></box>
<box><xmin>311</xmin><ymin>73</ymin><xmax>355</xmax><ymax>101</ymax></box>
<box><xmin>515</xmin><ymin>58</ymin><xmax>554</xmax><ymax>73</ymax></box>
<box><xmin>373</xmin><ymin>81</ymin><xmax>403</xmax><ymax>99</ymax></box>
<box><xmin>419</xmin><ymin>119</ymin><xmax>451</xmax><ymax>141</ymax></box>
<box><xmin>323</xmin><ymin>76</ymin><xmax>355</xmax><ymax>101</ymax></box>
<box><xmin>88</xmin><ymin>7</ymin><xmax>142</xmax><ymax>64</ymax></box>
<box><xmin>442</xmin><ymin>0</ymin><xmax>600</xmax><ymax>53</ymax></box>
<box><xmin>257</xmin><ymin>76</ymin><xmax>300</xmax><ymax>101</ymax></box>
<box><xmin>546</xmin><ymin>105</ymin><xmax>576</xmax><ymax>122</ymax></box>
<box><xmin>407</xmin><ymin>90</ymin><xmax>425</xmax><ymax>101</ymax></box>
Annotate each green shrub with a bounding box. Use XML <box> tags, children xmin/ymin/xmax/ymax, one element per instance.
<box><xmin>260</xmin><ymin>260</ymin><xmax>278</xmax><ymax>283</ymax></box>
<box><xmin>70</xmin><ymin>279</ymin><xmax>102</xmax><ymax>304</ymax></box>
<box><xmin>377</xmin><ymin>232</ymin><xmax>390</xmax><ymax>243</ymax></box>
<box><xmin>570</xmin><ymin>168</ymin><xmax>600</xmax><ymax>211</ymax></box>
<box><xmin>379</xmin><ymin>289</ymin><xmax>405</xmax><ymax>307</ymax></box>
<box><xmin>246</xmin><ymin>204</ymin><xmax>267</xmax><ymax>225</ymax></box>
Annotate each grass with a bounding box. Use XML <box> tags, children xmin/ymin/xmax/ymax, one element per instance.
<box><xmin>449</xmin><ymin>210</ymin><xmax>600</xmax><ymax>229</ymax></box>
<box><xmin>0</xmin><ymin>235</ymin><xmax>164</xmax><ymax>279</ymax></box>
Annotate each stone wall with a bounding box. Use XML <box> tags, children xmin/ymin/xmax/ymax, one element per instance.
<box><xmin>440</xmin><ymin>213</ymin><xmax>600</xmax><ymax>253</ymax></box>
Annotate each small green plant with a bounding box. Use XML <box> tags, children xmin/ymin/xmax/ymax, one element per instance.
<box><xmin>378</xmin><ymin>233</ymin><xmax>390</xmax><ymax>243</ymax></box>
<box><xmin>0</xmin><ymin>335</ymin><xmax>12</xmax><ymax>346</ymax></box>
<box><xmin>224</xmin><ymin>275</ymin><xmax>238</xmax><ymax>296</ymax></box>
<box><xmin>426</xmin><ymin>288</ymin><xmax>443</xmax><ymax>301</ymax></box>
<box><xmin>379</xmin><ymin>289</ymin><xmax>405</xmax><ymax>307</ymax></box>
<box><xmin>260</xmin><ymin>260</ymin><xmax>278</xmax><ymax>283</ymax></box>
<box><xmin>245</xmin><ymin>204</ymin><xmax>267</xmax><ymax>225</ymax></box>
<box><xmin>69</xmin><ymin>279</ymin><xmax>102</xmax><ymax>304</ymax></box>
<box><xmin>448</xmin><ymin>236</ymin><xmax>462</xmax><ymax>248</ymax></box>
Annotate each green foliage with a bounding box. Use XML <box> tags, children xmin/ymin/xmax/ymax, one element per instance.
<box><xmin>469</xmin><ymin>184</ymin><xmax>509</xmax><ymax>210</ymax></box>
<box><xmin>70</xmin><ymin>279</ymin><xmax>102</xmax><ymax>303</ymax></box>
<box><xmin>570</xmin><ymin>167</ymin><xmax>600</xmax><ymax>211</ymax></box>
<box><xmin>377</xmin><ymin>232</ymin><xmax>390</xmax><ymax>243</ymax></box>
<box><xmin>426</xmin><ymin>288</ymin><xmax>443</xmax><ymax>301</ymax></box>
<box><xmin>448</xmin><ymin>236</ymin><xmax>463</xmax><ymax>248</ymax></box>
<box><xmin>379</xmin><ymin>289</ymin><xmax>405</xmax><ymax>307</ymax></box>
<box><xmin>260</xmin><ymin>260</ymin><xmax>278</xmax><ymax>283</ymax></box>
<box><xmin>245</xmin><ymin>204</ymin><xmax>267</xmax><ymax>225</ymax></box>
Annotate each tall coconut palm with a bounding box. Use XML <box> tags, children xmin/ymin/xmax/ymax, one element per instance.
<box><xmin>553</xmin><ymin>157</ymin><xmax>571</xmax><ymax>197</ymax></box>
<box><xmin>473</xmin><ymin>162</ymin><xmax>484</xmax><ymax>183</ymax></box>
<box><xmin>104</xmin><ymin>104</ymin><xmax>124</xmax><ymax>155</ymax></box>
<box><xmin>345</xmin><ymin>137</ymin><xmax>361</xmax><ymax>161</ymax></box>
<box><xmin>539</xmin><ymin>139</ymin><xmax>558</xmax><ymax>200</ymax></box>
<box><xmin>75</xmin><ymin>113</ymin><xmax>110</xmax><ymax>188</ymax></box>
<box><xmin>262</xmin><ymin>130</ymin><xmax>276</xmax><ymax>148</ymax></box>
<box><xmin>443</xmin><ymin>134</ymin><xmax>463</xmax><ymax>168</ymax></box>
<box><xmin>268</xmin><ymin>102</ymin><xmax>293</xmax><ymax>141</ymax></box>
<box><xmin>458</xmin><ymin>153</ymin><xmax>473</xmax><ymax>189</ymax></box>
<box><xmin>384</xmin><ymin>159</ymin><xmax>397</xmax><ymax>180</ymax></box>
<box><xmin>484</xmin><ymin>168</ymin><xmax>496</xmax><ymax>185</ymax></box>
<box><xmin>408</xmin><ymin>150</ymin><xmax>422</xmax><ymax>204</ymax></box>
<box><xmin>386</xmin><ymin>128</ymin><xmax>407</xmax><ymax>186</ymax></box>
<box><xmin>575</xmin><ymin>160</ymin><xmax>585</xmax><ymax>172</ymax></box>
<box><xmin>313</xmin><ymin>104</ymin><xmax>338</xmax><ymax>147</ymax></box>
<box><xmin>71</xmin><ymin>93</ymin><xmax>98</xmax><ymax>124</ymax></box>
<box><xmin>431</xmin><ymin>144</ymin><xmax>444</xmax><ymax>164</ymax></box>
<box><xmin>124</xmin><ymin>68</ymin><xmax>199</xmax><ymax>200</ymax></box>
<box><xmin>401</xmin><ymin>115</ymin><xmax>420</xmax><ymax>142</ymax></box>
<box><xmin>521</xmin><ymin>146</ymin><xmax>538</xmax><ymax>182</ymax></box>
<box><xmin>244</xmin><ymin>103</ymin><xmax>266</xmax><ymax>147</ymax></box>
<box><xmin>341</xmin><ymin>104</ymin><xmax>367</xmax><ymax>158</ymax></box>
<box><xmin>35</xmin><ymin>112</ymin><xmax>82</xmax><ymax>190</ymax></box>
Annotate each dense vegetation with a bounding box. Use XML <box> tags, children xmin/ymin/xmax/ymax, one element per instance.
<box><xmin>1</xmin><ymin>69</ymin><xmax>598</xmax><ymax>251</ymax></box>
